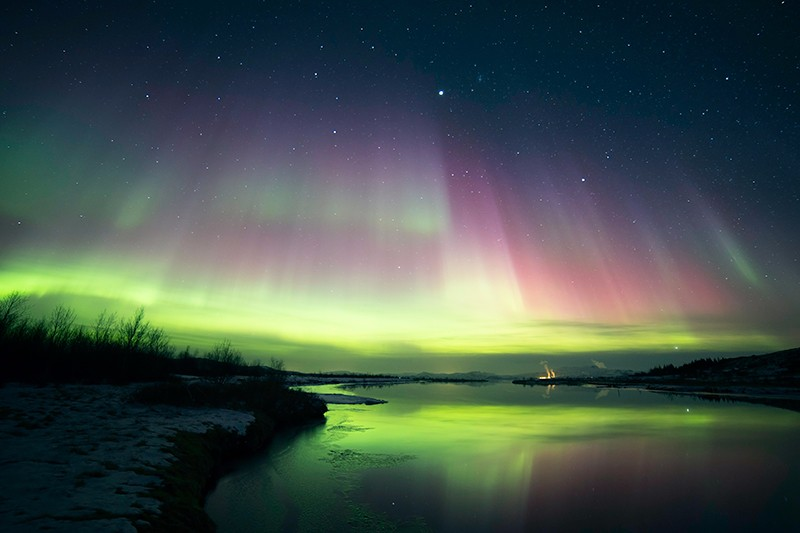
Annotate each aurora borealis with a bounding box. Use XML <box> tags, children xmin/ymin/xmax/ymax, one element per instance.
<box><xmin>1</xmin><ymin>2</ymin><xmax>798</xmax><ymax>371</ymax></box>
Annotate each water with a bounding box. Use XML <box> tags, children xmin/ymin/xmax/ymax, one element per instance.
<box><xmin>206</xmin><ymin>383</ymin><xmax>799</xmax><ymax>532</ymax></box>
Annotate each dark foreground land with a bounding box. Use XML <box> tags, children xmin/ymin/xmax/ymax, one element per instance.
<box><xmin>514</xmin><ymin>347</ymin><xmax>800</xmax><ymax>412</ymax></box>
<box><xmin>0</xmin><ymin>378</ymin><xmax>327</xmax><ymax>532</ymax></box>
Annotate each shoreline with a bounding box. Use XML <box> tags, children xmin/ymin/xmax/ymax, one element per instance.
<box><xmin>0</xmin><ymin>381</ymin><xmax>327</xmax><ymax>532</ymax></box>
<box><xmin>138</xmin><ymin>412</ymin><xmax>326</xmax><ymax>532</ymax></box>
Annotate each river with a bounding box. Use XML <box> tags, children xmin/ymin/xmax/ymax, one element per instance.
<box><xmin>206</xmin><ymin>382</ymin><xmax>799</xmax><ymax>532</ymax></box>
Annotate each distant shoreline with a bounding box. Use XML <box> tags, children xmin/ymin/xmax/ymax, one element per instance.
<box><xmin>512</xmin><ymin>376</ymin><xmax>800</xmax><ymax>412</ymax></box>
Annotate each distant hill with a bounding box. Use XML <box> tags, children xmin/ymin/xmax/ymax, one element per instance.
<box><xmin>640</xmin><ymin>347</ymin><xmax>800</xmax><ymax>386</ymax></box>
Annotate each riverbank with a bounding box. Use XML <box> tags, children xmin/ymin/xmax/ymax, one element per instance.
<box><xmin>0</xmin><ymin>381</ymin><xmax>327</xmax><ymax>531</ymax></box>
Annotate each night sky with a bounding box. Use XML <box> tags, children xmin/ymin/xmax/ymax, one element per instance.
<box><xmin>1</xmin><ymin>1</ymin><xmax>798</xmax><ymax>372</ymax></box>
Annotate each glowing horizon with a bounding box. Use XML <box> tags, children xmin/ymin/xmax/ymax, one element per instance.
<box><xmin>1</xmin><ymin>3</ymin><xmax>798</xmax><ymax>373</ymax></box>
<box><xmin>0</xmin><ymin>116</ymin><xmax>792</xmax><ymax>369</ymax></box>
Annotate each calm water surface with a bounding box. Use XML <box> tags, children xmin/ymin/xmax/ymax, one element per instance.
<box><xmin>206</xmin><ymin>383</ymin><xmax>799</xmax><ymax>532</ymax></box>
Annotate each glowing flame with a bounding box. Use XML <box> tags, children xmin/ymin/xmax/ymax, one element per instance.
<box><xmin>539</xmin><ymin>362</ymin><xmax>556</xmax><ymax>379</ymax></box>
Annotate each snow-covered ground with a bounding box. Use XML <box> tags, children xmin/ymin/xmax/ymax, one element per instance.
<box><xmin>0</xmin><ymin>383</ymin><xmax>254</xmax><ymax>532</ymax></box>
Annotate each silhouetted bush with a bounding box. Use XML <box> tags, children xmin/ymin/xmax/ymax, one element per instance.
<box><xmin>0</xmin><ymin>293</ymin><xmax>282</xmax><ymax>385</ymax></box>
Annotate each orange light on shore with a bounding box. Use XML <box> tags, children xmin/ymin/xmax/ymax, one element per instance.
<box><xmin>539</xmin><ymin>364</ymin><xmax>556</xmax><ymax>379</ymax></box>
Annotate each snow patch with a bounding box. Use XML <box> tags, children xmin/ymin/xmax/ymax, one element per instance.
<box><xmin>0</xmin><ymin>383</ymin><xmax>254</xmax><ymax>531</ymax></box>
